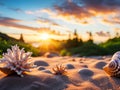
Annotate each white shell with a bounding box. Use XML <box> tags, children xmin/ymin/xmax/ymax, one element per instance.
<box><xmin>103</xmin><ymin>51</ymin><xmax>120</xmax><ymax>77</ymax></box>
<box><xmin>0</xmin><ymin>45</ymin><xmax>36</xmax><ymax>77</ymax></box>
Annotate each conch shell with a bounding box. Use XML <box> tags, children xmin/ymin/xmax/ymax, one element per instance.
<box><xmin>103</xmin><ymin>51</ymin><xmax>120</xmax><ymax>77</ymax></box>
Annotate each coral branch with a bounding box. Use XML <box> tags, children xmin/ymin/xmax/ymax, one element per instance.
<box><xmin>0</xmin><ymin>45</ymin><xmax>36</xmax><ymax>77</ymax></box>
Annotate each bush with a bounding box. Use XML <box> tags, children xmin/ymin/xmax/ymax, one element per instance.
<box><xmin>0</xmin><ymin>40</ymin><xmax>40</xmax><ymax>57</ymax></box>
<box><xmin>69</xmin><ymin>42</ymin><xmax>108</xmax><ymax>56</ymax></box>
<box><xmin>60</xmin><ymin>49</ymin><xmax>71</xmax><ymax>56</ymax></box>
<box><xmin>100</xmin><ymin>42</ymin><xmax>120</xmax><ymax>55</ymax></box>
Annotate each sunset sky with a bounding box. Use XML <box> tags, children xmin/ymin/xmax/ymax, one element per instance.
<box><xmin>0</xmin><ymin>0</ymin><xmax>120</xmax><ymax>43</ymax></box>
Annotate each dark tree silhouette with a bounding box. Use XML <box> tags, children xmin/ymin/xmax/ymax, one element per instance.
<box><xmin>19</xmin><ymin>34</ymin><xmax>24</xmax><ymax>42</ymax></box>
<box><xmin>65</xmin><ymin>29</ymin><xmax>83</xmax><ymax>48</ymax></box>
<box><xmin>107</xmin><ymin>31</ymin><xmax>111</xmax><ymax>39</ymax></box>
<box><xmin>68</xmin><ymin>32</ymin><xmax>71</xmax><ymax>40</ymax></box>
<box><xmin>74</xmin><ymin>29</ymin><xmax>77</xmax><ymax>38</ymax></box>
<box><xmin>87</xmin><ymin>31</ymin><xmax>93</xmax><ymax>43</ymax></box>
<box><xmin>115</xmin><ymin>32</ymin><xmax>119</xmax><ymax>38</ymax></box>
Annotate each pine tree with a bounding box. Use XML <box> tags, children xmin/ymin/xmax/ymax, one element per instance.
<box><xmin>87</xmin><ymin>31</ymin><xmax>93</xmax><ymax>43</ymax></box>
<box><xmin>19</xmin><ymin>34</ymin><xmax>24</xmax><ymax>42</ymax></box>
<box><xmin>72</xmin><ymin>29</ymin><xmax>79</xmax><ymax>47</ymax></box>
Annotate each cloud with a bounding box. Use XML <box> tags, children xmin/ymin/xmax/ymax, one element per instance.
<box><xmin>76</xmin><ymin>0</ymin><xmax>120</xmax><ymax>14</ymax></box>
<box><xmin>37</xmin><ymin>8</ymin><xmax>91</xmax><ymax>25</ymax></box>
<box><xmin>0</xmin><ymin>16</ymin><xmax>50</xmax><ymax>32</ymax></box>
<box><xmin>96</xmin><ymin>31</ymin><xmax>110</xmax><ymax>37</ymax></box>
<box><xmin>0</xmin><ymin>16</ymin><xmax>63</xmax><ymax>35</ymax></box>
<box><xmin>102</xmin><ymin>15</ymin><xmax>120</xmax><ymax>25</ymax></box>
<box><xmin>49</xmin><ymin>0</ymin><xmax>120</xmax><ymax>23</ymax></box>
<box><xmin>0</xmin><ymin>2</ymin><xmax>23</xmax><ymax>13</ymax></box>
<box><xmin>25</xmin><ymin>10</ymin><xmax>35</xmax><ymax>15</ymax></box>
<box><xmin>37</xmin><ymin>17</ymin><xmax>60</xmax><ymax>26</ymax></box>
<box><xmin>9</xmin><ymin>8</ymin><xmax>23</xmax><ymax>13</ymax></box>
<box><xmin>0</xmin><ymin>16</ymin><xmax>20</xmax><ymax>22</ymax></box>
<box><xmin>83</xmin><ymin>0</ymin><xmax>120</xmax><ymax>7</ymax></box>
<box><xmin>25</xmin><ymin>0</ymin><xmax>120</xmax><ymax>25</ymax></box>
<box><xmin>54</xmin><ymin>1</ymin><xmax>92</xmax><ymax>20</ymax></box>
<box><xmin>114</xmin><ymin>28</ymin><xmax>120</xmax><ymax>31</ymax></box>
<box><xmin>25</xmin><ymin>9</ymin><xmax>57</xmax><ymax>19</ymax></box>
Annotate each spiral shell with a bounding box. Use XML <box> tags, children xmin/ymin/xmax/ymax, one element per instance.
<box><xmin>103</xmin><ymin>51</ymin><xmax>120</xmax><ymax>77</ymax></box>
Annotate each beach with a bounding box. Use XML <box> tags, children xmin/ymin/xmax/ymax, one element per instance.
<box><xmin>0</xmin><ymin>56</ymin><xmax>120</xmax><ymax>90</ymax></box>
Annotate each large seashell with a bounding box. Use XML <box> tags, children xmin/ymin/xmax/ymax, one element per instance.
<box><xmin>0</xmin><ymin>45</ymin><xmax>37</xmax><ymax>77</ymax></box>
<box><xmin>103</xmin><ymin>51</ymin><xmax>120</xmax><ymax>77</ymax></box>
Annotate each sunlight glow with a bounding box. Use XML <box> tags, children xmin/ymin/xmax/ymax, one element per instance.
<box><xmin>40</xmin><ymin>33</ymin><xmax>50</xmax><ymax>40</ymax></box>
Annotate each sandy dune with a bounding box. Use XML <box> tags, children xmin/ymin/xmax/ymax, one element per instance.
<box><xmin>0</xmin><ymin>56</ymin><xmax>120</xmax><ymax>90</ymax></box>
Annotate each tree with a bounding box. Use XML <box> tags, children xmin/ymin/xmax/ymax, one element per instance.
<box><xmin>115</xmin><ymin>32</ymin><xmax>119</xmax><ymax>38</ymax></box>
<box><xmin>78</xmin><ymin>35</ymin><xmax>83</xmax><ymax>46</ymax></box>
<box><xmin>72</xmin><ymin>29</ymin><xmax>79</xmax><ymax>46</ymax></box>
<box><xmin>87</xmin><ymin>31</ymin><xmax>93</xmax><ymax>43</ymax></box>
<box><xmin>19</xmin><ymin>34</ymin><xmax>24</xmax><ymax>42</ymax></box>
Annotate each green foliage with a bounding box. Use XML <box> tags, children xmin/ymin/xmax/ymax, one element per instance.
<box><xmin>15</xmin><ymin>42</ymin><xmax>40</xmax><ymax>56</ymax></box>
<box><xmin>69</xmin><ymin>41</ymin><xmax>108</xmax><ymax>56</ymax></box>
<box><xmin>1</xmin><ymin>32</ymin><xmax>120</xmax><ymax>57</ymax></box>
<box><xmin>62</xmin><ymin>33</ymin><xmax>120</xmax><ymax>56</ymax></box>
<box><xmin>0</xmin><ymin>50</ymin><xmax>2</xmax><ymax>58</ymax></box>
<box><xmin>0</xmin><ymin>40</ymin><xmax>11</xmax><ymax>55</ymax></box>
<box><xmin>100</xmin><ymin>37</ymin><xmax>120</xmax><ymax>54</ymax></box>
<box><xmin>0</xmin><ymin>40</ymin><xmax>40</xmax><ymax>57</ymax></box>
<box><xmin>0</xmin><ymin>32</ymin><xmax>40</xmax><ymax>57</ymax></box>
<box><xmin>60</xmin><ymin>49</ymin><xmax>71</xmax><ymax>56</ymax></box>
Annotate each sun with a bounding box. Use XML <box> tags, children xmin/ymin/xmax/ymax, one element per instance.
<box><xmin>40</xmin><ymin>33</ymin><xmax>50</xmax><ymax>40</ymax></box>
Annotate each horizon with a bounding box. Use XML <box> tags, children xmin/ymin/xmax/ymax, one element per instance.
<box><xmin>0</xmin><ymin>0</ymin><xmax>120</xmax><ymax>43</ymax></box>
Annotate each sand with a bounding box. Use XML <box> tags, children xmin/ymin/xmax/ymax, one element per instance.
<box><xmin>0</xmin><ymin>56</ymin><xmax>120</xmax><ymax>90</ymax></box>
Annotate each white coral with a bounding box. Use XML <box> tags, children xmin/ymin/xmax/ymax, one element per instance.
<box><xmin>0</xmin><ymin>45</ymin><xmax>36</xmax><ymax>77</ymax></box>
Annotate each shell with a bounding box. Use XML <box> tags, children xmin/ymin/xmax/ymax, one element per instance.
<box><xmin>103</xmin><ymin>51</ymin><xmax>120</xmax><ymax>77</ymax></box>
<box><xmin>0</xmin><ymin>45</ymin><xmax>36</xmax><ymax>77</ymax></box>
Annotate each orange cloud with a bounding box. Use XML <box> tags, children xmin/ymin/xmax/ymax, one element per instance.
<box><xmin>25</xmin><ymin>0</ymin><xmax>120</xmax><ymax>25</ymax></box>
<box><xmin>0</xmin><ymin>16</ymin><xmax>65</xmax><ymax>36</ymax></box>
<box><xmin>96</xmin><ymin>31</ymin><xmax>110</xmax><ymax>37</ymax></box>
<box><xmin>102</xmin><ymin>15</ymin><xmax>120</xmax><ymax>25</ymax></box>
<box><xmin>51</xmin><ymin>0</ymin><xmax>120</xmax><ymax>24</ymax></box>
<box><xmin>0</xmin><ymin>16</ymin><xmax>51</xmax><ymax>32</ymax></box>
<box><xmin>54</xmin><ymin>3</ymin><xmax>93</xmax><ymax>20</ymax></box>
<box><xmin>37</xmin><ymin>17</ymin><xmax>60</xmax><ymax>26</ymax></box>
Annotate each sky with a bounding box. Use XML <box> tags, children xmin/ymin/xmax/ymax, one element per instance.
<box><xmin>0</xmin><ymin>0</ymin><xmax>120</xmax><ymax>43</ymax></box>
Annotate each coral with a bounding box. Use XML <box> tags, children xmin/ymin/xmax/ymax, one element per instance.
<box><xmin>52</xmin><ymin>64</ymin><xmax>67</xmax><ymax>75</ymax></box>
<box><xmin>0</xmin><ymin>45</ymin><xmax>36</xmax><ymax>77</ymax></box>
